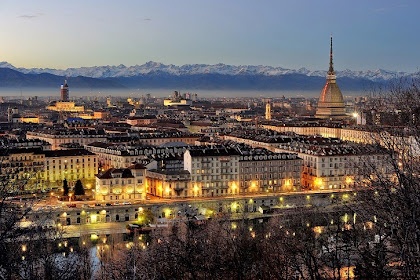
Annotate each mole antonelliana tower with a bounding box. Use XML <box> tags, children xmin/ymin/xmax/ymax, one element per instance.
<box><xmin>315</xmin><ymin>36</ymin><xmax>346</xmax><ymax>120</ymax></box>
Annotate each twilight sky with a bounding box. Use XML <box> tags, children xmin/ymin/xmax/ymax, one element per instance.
<box><xmin>0</xmin><ymin>0</ymin><xmax>418</xmax><ymax>72</ymax></box>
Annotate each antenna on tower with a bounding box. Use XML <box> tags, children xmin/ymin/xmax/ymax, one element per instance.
<box><xmin>328</xmin><ymin>34</ymin><xmax>335</xmax><ymax>75</ymax></box>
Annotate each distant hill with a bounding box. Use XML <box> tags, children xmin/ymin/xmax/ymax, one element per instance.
<box><xmin>0</xmin><ymin>68</ymin><xmax>125</xmax><ymax>88</ymax></box>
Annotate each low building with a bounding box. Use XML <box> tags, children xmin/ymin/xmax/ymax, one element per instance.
<box><xmin>46</xmin><ymin>101</ymin><xmax>85</xmax><ymax>112</ymax></box>
<box><xmin>95</xmin><ymin>164</ymin><xmax>146</xmax><ymax>202</ymax></box>
<box><xmin>146</xmin><ymin>169</ymin><xmax>191</xmax><ymax>198</ymax></box>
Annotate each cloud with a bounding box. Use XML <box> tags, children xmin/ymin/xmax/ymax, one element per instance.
<box><xmin>373</xmin><ymin>3</ymin><xmax>409</xmax><ymax>14</ymax></box>
<box><xmin>17</xmin><ymin>13</ymin><xmax>44</xmax><ymax>20</ymax></box>
<box><xmin>373</xmin><ymin>7</ymin><xmax>387</xmax><ymax>13</ymax></box>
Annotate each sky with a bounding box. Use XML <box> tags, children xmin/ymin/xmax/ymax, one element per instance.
<box><xmin>0</xmin><ymin>0</ymin><xmax>419</xmax><ymax>72</ymax></box>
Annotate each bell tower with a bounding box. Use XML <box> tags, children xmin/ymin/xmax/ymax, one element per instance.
<box><xmin>265</xmin><ymin>100</ymin><xmax>272</xmax><ymax>121</ymax></box>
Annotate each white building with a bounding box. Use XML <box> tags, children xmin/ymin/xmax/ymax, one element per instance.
<box><xmin>184</xmin><ymin>147</ymin><xmax>240</xmax><ymax>197</ymax></box>
<box><xmin>95</xmin><ymin>163</ymin><xmax>146</xmax><ymax>202</ymax></box>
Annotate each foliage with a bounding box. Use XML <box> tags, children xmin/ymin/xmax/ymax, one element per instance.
<box><xmin>74</xmin><ymin>180</ymin><xmax>85</xmax><ymax>196</ymax></box>
<box><xmin>63</xmin><ymin>179</ymin><xmax>69</xmax><ymax>196</ymax></box>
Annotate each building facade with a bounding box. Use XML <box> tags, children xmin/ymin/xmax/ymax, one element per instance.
<box><xmin>0</xmin><ymin>148</ymin><xmax>45</xmax><ymax>192</ymax></box>
<box><xmin>146</xmin><ymin>169</ymin><xmax>191</xmax><ymax>198</ymax></box>
<box><xmin>184</xmin><ymin>147</ymin><xmax>240</xmax><ymax>197</ymax></box>
<box><xmin>95</xmin><ymin>164</ymin><xmax>146</xmax><ymax>202</ymax></box>
<box><xmin>43</xmin><ymin>149</ymin><xmax>98</xmax><ymax>190</ymax></box>
<box><xmin>239</xmin><ymin>150</ymin><xmax>302</xmax><ymax>193</ymax></box>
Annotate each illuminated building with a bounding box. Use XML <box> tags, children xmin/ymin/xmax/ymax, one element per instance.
<box><xmin>95</xmin><ymin>163</ymin><xmax>146</xmax><ymax>201</ymax></box>
<box><xmin>184</xmin><ymin>146</ymin><xmax>240</xmax><ymax>197</ymax></box>
<box><xmin>85</xmin><ymin>142</ymin><xmax>188</xmax><ymax>169</ymax></box>
<box><xmin>146</xmin><ymin>169</ymin><xmax>191</xmax><ymax>198</ymax></box>
<box><xmin>274</xmin><ymin>137</ymin><xmax>390</xmax><ymax>190</ymax></box>
<box><xmin>239</xmin><ymin>149</ymin><xmax>301</xmax><ymax>193</ymax></box>
<box><xmin>46</xmin><ymin>81</ymin><xmax>85</xmax><ymax>112</ymax></box>
<box><xmin>46</xmin><ymin>101</ymin><xmax>85</xmax><ymax>112</ymax></box>
<box><xmin>43</xmin><ymin>149</ymin><xmax>98</xmax><ymax>190</ymax></box>
<box><xmin>0</xmin><ymin>148</ymin><xmax>98</xmax><ymax>192</ymax></box>
<box><xmin>163</xmin><ymin>91</ymin><xmax>193</xmax><ymax>107</ymax></box>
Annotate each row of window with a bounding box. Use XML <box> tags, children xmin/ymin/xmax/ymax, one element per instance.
<box><xmin>50</xmin><ymin>158</ymin><xmax>96</xmax><ymax>164</ymax></box>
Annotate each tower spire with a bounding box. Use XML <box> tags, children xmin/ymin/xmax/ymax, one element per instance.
<box><xmin>328</xmin><ymin>35</ymin><xmax>335</xmax><ymax>75</ymax></box>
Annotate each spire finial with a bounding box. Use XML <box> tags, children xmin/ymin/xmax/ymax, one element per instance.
<box><xmin>328</xmin><ymin>35</ymin><xmax>335</xmax><ymax>75</ymax></box>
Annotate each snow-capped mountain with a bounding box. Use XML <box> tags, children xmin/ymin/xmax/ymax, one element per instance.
<box><xmin>0</xmin><ymin>61</ymin><xmax>415</xmax><ymax>82</ymax></box>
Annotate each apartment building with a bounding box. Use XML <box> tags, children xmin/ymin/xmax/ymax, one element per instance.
<box><xmin>274</xmin><ymin>137</ymin><xmax>390</xmax><ymax>190</ymax></box>
<box><xmin>43</xmin><ymin>149</ymin><xmax>98</xmax><ymax>190</ymax></box>
<box><xmin>184</xmin><ymin>146</ymin><xmax>241</xmax><ymax>197</ymax></box>
<box><xmin>0</xmin><ymin>148</ymin><xmax>45</xmax><ymax>192</ymax></box>
<box><xmin>239</xmin><ymin>148</ymin><xmax>302</xmax><ymax>193</ymax></box>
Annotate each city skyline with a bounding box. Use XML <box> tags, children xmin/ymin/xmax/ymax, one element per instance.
<box><xmin>0</xmin><ymin>0</ymin><xmax>419</xmax><ymax>72</ymax></box>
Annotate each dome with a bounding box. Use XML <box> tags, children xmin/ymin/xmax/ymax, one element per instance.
<box><xmin>318</xmin><ymin>80</ymin><xmax>344</xmax><ymax>105</ymax></box>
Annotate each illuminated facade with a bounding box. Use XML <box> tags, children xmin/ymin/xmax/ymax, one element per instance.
<box><xmin>95</xmin><ymin>164</ymin><xmax>146</xmax><ymax>201</ymax></box>
<box><xmin>262</xmin><ymin>125</ymin><xmax>375</xmax><ymax>144</ymax></box>
<box><xmin>46</xmin><ymin>101</ymin><xmax>85</xmax><ymax>112</ymax></box>
<box><xmin>146</xmin><ymin>169</ymin><xmax>191</xmax><ymax>198</ymax></box>
<box><xmin>43</xmin><ymin>149</ymin><xmax>98</xmax><ymax>190</ymax></box>
<box><xmin>184</xmin><ymin>147</ymin><xmax>240</xmax><ymax>197</ymax></box>
<box><xmin>275</xmin><ymin>143</ymin><xmax>390</xmax><ymax>190</ymax></box>
<box><xmin>239</xmin><ymin>150</ymin><xmax>302</xmax><ymax>193</ymax></box>
<box><xmin>163</xmin><ymin>91</ymin><xmax>192</xmax><ymax>107</ymax></box>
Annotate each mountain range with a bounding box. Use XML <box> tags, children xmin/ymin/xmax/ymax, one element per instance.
<box><xmin>0</xmin><ymin>61</ymin><xmax>417</xmax><ymax>90</ymax></box>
